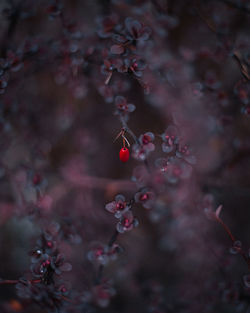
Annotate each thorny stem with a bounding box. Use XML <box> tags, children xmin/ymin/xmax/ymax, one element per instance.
<box><xmin>215</xmin><ymin>215</ymin><xmax>235</xmax><ymax>243</ymax></box>
<box><xmin>214</xmin><ymin>215</ymin><xmax>250</xmax><ymax>269</ymax></box>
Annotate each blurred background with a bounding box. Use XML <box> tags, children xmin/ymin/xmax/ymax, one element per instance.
<box><xmin>0</xmin><ymin>0</ymin><xmax>250</xmax><ymax>312</ymax></box>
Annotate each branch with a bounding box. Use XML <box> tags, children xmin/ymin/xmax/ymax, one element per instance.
<box><xmin>206</xmin><ymin>205</ymin><xmax>250</xmax><ymax>269</ymax></box>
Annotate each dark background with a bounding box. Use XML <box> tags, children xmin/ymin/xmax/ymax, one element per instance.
<box><xmin>0</xmin><ymin>0</ymin><xmax>250</xmax><ymax>312</ymax></box>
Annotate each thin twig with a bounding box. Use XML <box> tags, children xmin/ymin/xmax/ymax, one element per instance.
<box><xmin>213</xmin><ymin>213</ymin><xmax>250</xmax><ymax>269</ymax></box>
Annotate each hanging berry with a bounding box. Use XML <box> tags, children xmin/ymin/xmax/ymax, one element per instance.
<box><xmin>114</xmin><ymin>128</ymin><xmax>131</xmax><ymax>163</ymax></box>
<box><xmin>119</xmin><ymin>147</ymin><xmax>130</xmax><ymax>162</ymax></box>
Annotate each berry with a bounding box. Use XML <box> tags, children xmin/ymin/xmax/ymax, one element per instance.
<box><xmin>119</xmin><ymin>147</ymin><xmax>129</xmax><ymax>162</ymax></box>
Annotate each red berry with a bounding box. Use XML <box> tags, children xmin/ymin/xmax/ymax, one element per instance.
<box><xmin>119</xmin><ymin>147</ymin><xmax>129</xmax><ymax>162</ymax></box>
